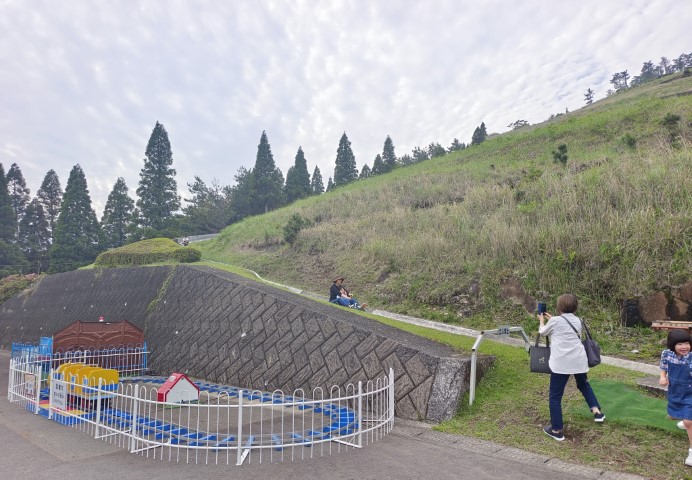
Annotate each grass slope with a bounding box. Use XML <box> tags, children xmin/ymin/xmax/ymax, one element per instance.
<box><xmin>200</xmin><ymin>73</ymin><xmax>691</xmax><ymax>363</ymax></box>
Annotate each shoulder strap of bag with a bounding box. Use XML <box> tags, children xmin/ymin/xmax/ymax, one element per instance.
<box><xmin>560</xmin><ymin>315</ymin><xmax>583</xmax><ymax>340</ymax></box>
<box><xmin>579</xmin><ymin>317</ymin><xmax>594</xmax><ymax>340</ymax></box>
<box><xmin>534</xmin><ymin>333</ymin><xmax>549</xmax><ymax>346</ymax></box>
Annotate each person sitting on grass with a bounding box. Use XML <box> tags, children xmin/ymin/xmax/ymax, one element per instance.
<box><xmin>329</xmin><ymin>276</ymin><xmax>367</xmax><ymax>311</ymax></box>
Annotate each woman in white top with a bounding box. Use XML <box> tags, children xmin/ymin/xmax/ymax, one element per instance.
<box><xmin>538</xmin><ymin>294</ymin><xmax>604</xmax><ymax>441</ymax></box>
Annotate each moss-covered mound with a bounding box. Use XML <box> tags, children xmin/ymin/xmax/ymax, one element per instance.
<box><xmin>95</xmin><ymin>238</ymin><xmax>201</xmax><ymax>267</ymax></box>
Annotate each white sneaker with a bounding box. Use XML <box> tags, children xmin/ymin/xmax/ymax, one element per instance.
<box><xmin>686</xmin><ymin>450</ymin><xmax>692</xmax><ymax>467</ymax></box>
<box><xmin>678</xmin><ymin>420</ymin><xmax>686</xmax><ymax>430</ymax></box>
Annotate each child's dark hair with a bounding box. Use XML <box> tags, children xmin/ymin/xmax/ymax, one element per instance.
<box><xmin>667</xmin><ymin>329</ymin><xmax>692</xmax><ymax>351</ymax></box>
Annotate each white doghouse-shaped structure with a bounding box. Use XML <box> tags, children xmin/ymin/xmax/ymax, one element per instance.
<box><xmin>156</xmin><ymin>373</ymin><xmax>200</xmax><ymax>403</ymax></box>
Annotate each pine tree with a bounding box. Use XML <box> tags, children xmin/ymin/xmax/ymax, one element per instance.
<box><xmin>448</xmin><ymin>138</ymin><xmax>465</xmax><ymax>152</ymax></box>
<box><xmin>18</xmin><ymin>198</ymin><xmax>50</xmax><ymax>273</ymax></box>
<box><xmin>326</xmin><ymin>177</ymin><xmax>334</xmax><ymax>192</ymax></box>
<box><xmin>382</xmin><ymin>136</ymin><xmax>397</xmax><ymax>173</ymax></box>
<box><xmin>372</xmin><ymin>154</ymin><xmax>385</xmax><ymax>175</ymax></box>
<box><xmin>584</xmin><ymin>88</ymin><xmax>595</xmax><ymax>105</ymax></box>
<box><xmin>249</xmin><ymin>131</ymin><xmax>285</xmax><ymax>214</ymax></box>
<box><xmin>311</xmin><ymin>166</ymin><xmax>324</xmax><ymax>194</ymax></box>
<box><xmin>136</xmin><ymin>121</ymin><xmax>180</xmax><ymax>230</ymax></box>
<box><xmin>49</xmin><ymin>165</ymin><xmax>104</xmax><ymax>273</ymax></box>
<box><xmin>0</xmin><ymin>164</ymin><xmax>17</xmax><ymax>242</ymax></box>
<box><xmin>182</xmin><ymin>177</ymin><xmax>231</xmax><ymax>234</ymax></box>
<box><xmin>101</xmin><ymin>177</ymin><xmax>135</xmax><ymax>249</ymax></box>
<box><xmin>359</xmin><ymin>164</ymin><xmax>372</xmax><ymax>179</ymax></box>
<box><xmin>471</xmin><ymin>122</ymin><xmax>488</xmax><ymax>146</ymax></box>
<box><xmin>37</xmin><ymin>169</ymin><xmax>62</xmax><ymax>240</ymax></box>
<box><xmin>229</xmin><ymin>167</ymin><xmax>253</xmax><ymax>222</ymax></box>
<box><xmin>333</xmin><ymin>132</ymin><xmax>358</xmax><ymax>187</ymax></box>
<box><xmin>6</xmin><ymin>163</ymin><xmax>30</xmax><ymax>236</ymax></box>
<box><xmin>284</xmin><ymin>147</ymin><xmax>312</xmax><ymax>203</ymax></box>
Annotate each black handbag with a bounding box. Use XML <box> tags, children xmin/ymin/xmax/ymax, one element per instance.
<box><xmin>529</xmin><ymin>334</ymin><xmax>552</xmax><ymax>374</ymax></box>
<box><xmin>563</xmin><ymin>316</ymin><xmax>601</xmax><ymax>368</ymax></box>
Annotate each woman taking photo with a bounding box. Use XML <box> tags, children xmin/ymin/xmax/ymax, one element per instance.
<box><xmin>538</xmin><ymin>293</ymin><xmax>605</xmax><ymax>441</ymax></box>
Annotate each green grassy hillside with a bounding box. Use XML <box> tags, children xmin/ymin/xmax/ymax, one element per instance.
<box><xmin>200</xmin><ymin>73</ymin><xmax>692</xmax><ymax>361</ymax></box>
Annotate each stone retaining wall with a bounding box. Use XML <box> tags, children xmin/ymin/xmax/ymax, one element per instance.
<box><xmin>0</xmin><ymin>265</ymin><xmax>494</xmax><ymax>421</ymax></box>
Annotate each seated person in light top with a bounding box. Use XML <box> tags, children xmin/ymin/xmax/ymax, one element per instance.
<box><xmin>329</xmin><ymin>276</ymin><xmax>367</xmax><ymax>311</ymax></box>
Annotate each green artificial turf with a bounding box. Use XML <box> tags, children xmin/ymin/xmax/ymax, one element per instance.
<box><xmin>569</xmin><ymin>378</ymin><xmax>684</xmax><ymax>434</ymax></box>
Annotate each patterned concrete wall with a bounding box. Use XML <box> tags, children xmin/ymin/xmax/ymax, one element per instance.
<box><xmin>0</xmin><ymin>267</ymin><xmax>172</xmax><ymax>346</ymax></box>
<box><xmin>0</xmin><ymin>265</ymin><xmax>494</xmax><ymax>421</ymax></box>
<box><xmin>147</xmin><ymin>266</ymin><xmax>493</xmax><ymax>421</ymax></box>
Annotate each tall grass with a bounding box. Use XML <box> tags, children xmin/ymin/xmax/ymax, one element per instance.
<box><xmin>200</xmin><ymin>74</ymin><xmax>692</xmax><ymax>359</ymax></box>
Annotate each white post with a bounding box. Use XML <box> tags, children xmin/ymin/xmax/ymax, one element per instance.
<box><xmin>388</xmin><ymin>368</ymin><xmax>395</xmax><ymax>428</ymax></box>
<box><xmin>357</xmin><ymin>381</ymin><xmax>363</xmax><ymax>447</ymax></box>
<box><xmin>7</xmin><ymin>358</ymin><xmax>13</xmax><ymax>401</ymax></box>
<box><xmin>34</xmin><ymin>363</ymin><xmax>42</xmax><ymax>414</ymax></box>
<box><xmin>48</xmin><ymin>369</ymin><xmax>54</xmax><ymax>420</ymax></box>
<box><xmin>236</xmin><ymin>390</ymin><xmax>244</xmax><ymax>466</ymax></box>
<box><xmin>95</xmin><ymin>377</ymin><xmax>103</xmax><ymax>438</ymax></box>
<box><xmin>470</xmin><ymin>350</ymin><xmax>477</xmax><ymax>406</ymax></box>
<box><xmin>130</xmin><ymin>384</ymin><xmax>139</xmax><ymax>453</ymax></box>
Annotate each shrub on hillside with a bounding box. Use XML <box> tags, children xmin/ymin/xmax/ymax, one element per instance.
<box><xmin>0</xmin><ymin>274</ymin><xmax>41</xmax><ymax>304</ymax></box>
<box><xmin>172</xmin><ymin>248</ymin><xmax>202</xmax><ymax>263</ymax></box>
<box><xmin>95</xmin><ymin>238</ymin><xmax>201</xmax><ymax>267</ymax></box>
<box><xmin>283</xmin><ymin>213</ymin><xmax>312</xmax><ymax>245</ymax></box>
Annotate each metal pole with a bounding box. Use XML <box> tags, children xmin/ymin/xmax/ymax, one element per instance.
<box><xmin>130</xmin><ymin>384</ymin><xmax>139</xmax><ymax>453</ymax></box>
<box><xmin>95</xmin><ymin>377</ymin><xmax>103</xmax><ymax>438</ymax></box>
<box><xmin>469</xmin><ymin>334</ymin><xmax>483</xmax><ymax>406</ymax></box>
<box><xmin>35</xmin><ymin>363</ymin><xmax>42</xmax><ymax>414</ymax></box>
<box><xmin>357</xmin><ymin>381</ymin><xmax>363</xmax><ymax>448</ymax></box>
<box><xmin>236</xmin><ymin>390</ymin><xmax>243</xmax><ymax>466</ymax></box>
<box><xmin>388</xmin><ymin>368</ymin><xmax>395</xmax><ymax>429</ymax></box>
<box><xmin>48</xmin><ymin>369</ymin><xmax>54</xmax><ymax>420</ymax></box>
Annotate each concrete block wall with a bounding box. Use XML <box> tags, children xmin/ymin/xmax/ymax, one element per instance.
<box><xmin>0</xmin><ymin>265</ymin><xmax>494</xmax><ymax>422</ymax></box>
<box><xmin>0</xmin><ymin>267</ymin><xmax>172</xmax><ymax>345</ymax></box>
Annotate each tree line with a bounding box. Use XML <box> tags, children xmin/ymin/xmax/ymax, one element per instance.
<box><xmin>0</xmin><ymin>120</ymin><xmax>488</xmax><ymax>278</ymax></box>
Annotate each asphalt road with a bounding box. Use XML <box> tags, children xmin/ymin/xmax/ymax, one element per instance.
<box><xmin>0</xmin><ymin>351</ymin><xmax>644</xmax><ymax>480</ymax></box>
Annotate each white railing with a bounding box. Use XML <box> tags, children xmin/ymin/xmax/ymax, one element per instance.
<box><xmin>8</xmin><ymin>353</ymin><xmax>394</xmax><ymax>466</ymax></box>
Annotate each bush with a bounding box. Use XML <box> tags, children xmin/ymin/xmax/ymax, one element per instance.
<box><xmin>552</xmin><ymin>144</ymin><xmax>568</xmax><ymax>165</ymax></box>
<box><xmin>283</xmin><ymin>214</ymin><xmax>312</xmax><ymax>245</ymax></box>
<box><xmin>622</xmin><ymin>133</ymin><xmax>637</xmax><ymax>149</ymax></box>
<box><xmin>94</xmin><ymin>238</ymin><xmax>201</xmax><ymax>267</ymax></box>
<box><xmin>0</xmin><ymin>274</ymin><xmax>40</xmax><ymax>304</ymax></box>
<box><xmin>172</xmin><ymin>248</ymin><xmax>202</xmax><ymax>263</ymax></box>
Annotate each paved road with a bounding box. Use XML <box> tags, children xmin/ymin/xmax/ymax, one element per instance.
<box><xmin>0</xmin><ymin>351</ymin><xmax>643</xmax><ymax>480</ymax></box>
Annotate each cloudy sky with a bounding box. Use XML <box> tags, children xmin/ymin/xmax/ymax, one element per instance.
<box><xmin>1</xmin><ymin>0</ymin><xmax>690</xmax><ymax>214</ymax></box>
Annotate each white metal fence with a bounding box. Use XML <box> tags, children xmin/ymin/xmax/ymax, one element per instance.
<box><xmin>7</xmin><ymin>352</ymin><xmax>394</xmax><ymax>466</ymax></box>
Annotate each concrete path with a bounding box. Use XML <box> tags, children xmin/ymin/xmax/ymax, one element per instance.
<box><xmin>0</xmin><ymin>351</ymin><xmax>645</xmax><ymax>480</ymax></box>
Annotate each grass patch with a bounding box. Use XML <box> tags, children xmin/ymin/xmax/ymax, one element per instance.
<box><xmin>370</xmin><ymin>315</ymin><xmax>687</xmax><ymax>479</ymax></box>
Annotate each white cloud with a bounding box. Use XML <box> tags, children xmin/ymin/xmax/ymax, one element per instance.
<box><xmin>0</xmin><ymin>0</ymin><xmax>690</xmax><ymax>213</ymax></box>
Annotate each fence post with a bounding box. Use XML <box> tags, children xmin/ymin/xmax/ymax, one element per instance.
<box><xmin>34</xmin><ymin>363</ymin><xmax>42</xmax><ymax>414</ymax></box>
<box><xmin>236</xmin><ymin>390</ymin><xmax>244</xmax><ymax>465</ymax></box>
<box><xmin>95</xmin><ymin>377</ymin><xmax>103</xmax><ymax>438</ymax></box>
<box><xmin>48</xmin><ymin>369</ymin><xmax>54</xmax><ymax>420</ymax></box>
<box><xmin>388</xmin><ymin>368</ymin><xmax>395</xmax><ymax>428</ymax></box>
<box><xmin>8</xmin><ymin>357</ymin><xmax>18</xmax><ymax>402</ymax></box>
<box><xmin>357</xmin><ymin>381</ymin><xmax>363</xmax><ymax>447</ymax></box>
<box><xmin>130</xmin><ymin>384</ymin><xmax>139</xmax><ymax>453</ymax></box>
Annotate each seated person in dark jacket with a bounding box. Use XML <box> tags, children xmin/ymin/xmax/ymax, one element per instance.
<box><xmin>329</xmin><ymin>276</ymin><xmax>367</xmax><ymax>310</ymax></box>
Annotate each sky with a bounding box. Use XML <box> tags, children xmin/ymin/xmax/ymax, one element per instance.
<box><xmin>1</xmin><ymin>0</ymin><xmax>690</xmax><ymax>214</ymax></box>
